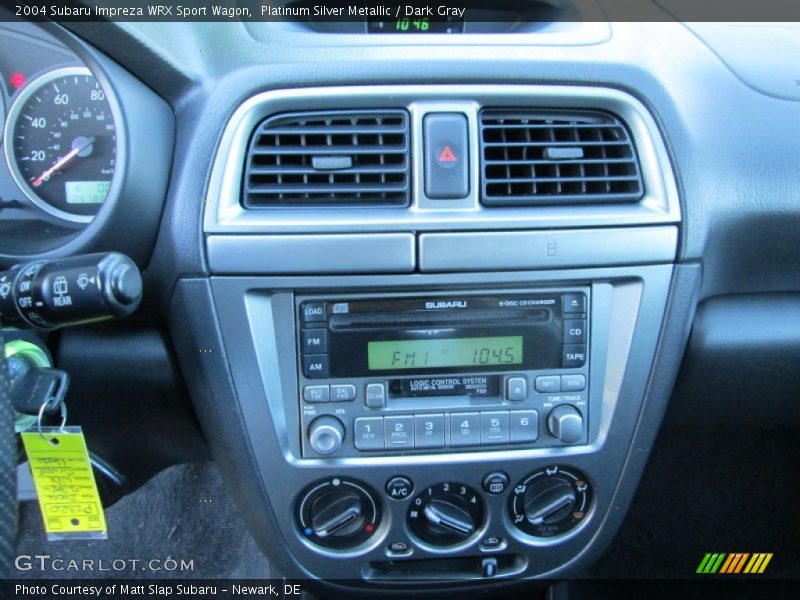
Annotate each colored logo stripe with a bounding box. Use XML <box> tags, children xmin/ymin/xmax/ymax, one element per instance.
<box><xmin>697</xmin><ymin>553</ymin><xmax>726</xmax><ymax>574</ymax></box>
<box><xmin>744</xmin><ymin>553</ymin><xmax>773</xmax><ymax>574</ymax></box>
<box><xmin>720</xmin><ymin>553</ymin><xmax>749</xmax><ymax>573</ymax></box>
<box><xmin>697</xmin><ymin>552</ymin><xmax>773</xmax><ymax>574</ymax></box>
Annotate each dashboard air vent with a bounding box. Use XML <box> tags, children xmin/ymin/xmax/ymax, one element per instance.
<box><xmin>480</xmin><ymin>109</ymin><xmax>644</xmax><ymax>205</ymax></box>
<box><xmin>243</xmin><ymin>110</ymin><xmax>410</xmax><ymax>207</ymax></box>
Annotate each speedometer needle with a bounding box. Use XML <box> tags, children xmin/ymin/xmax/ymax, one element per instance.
<box><xmin>30</xmin><ymin>136</ymin><xmax>96</xmax><ymax>188</ymax></box>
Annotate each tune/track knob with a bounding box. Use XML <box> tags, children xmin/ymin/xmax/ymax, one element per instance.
<box><xmin>308</xmin><ymin>415</ymin><xmax>344</xmax><ymax>455</ymax></box>
<box><xmin>547</xmin><ymin>404</ymin><xmax>583</xmax><ymax>443</ymax></box>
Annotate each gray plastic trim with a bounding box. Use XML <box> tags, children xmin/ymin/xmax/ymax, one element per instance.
<box><xmin>203</xmin><ymin>85</ymin><xmax>680</xmax><ymax>235</ymax></box>
<box><xmin>419</xmin><ymin>226</ymin><xmax>677</xmax><ymax>272</ymax></box>
<box><xmin>207</xmin><ymin>233</ymin><xmax>415</xmax><ymax>274</ymax></box>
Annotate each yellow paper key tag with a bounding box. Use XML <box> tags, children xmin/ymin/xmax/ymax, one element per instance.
<box><xmin>21</xmin><ymin>427</ymin><xmax>108</xmax><ymax>541</ymax></box>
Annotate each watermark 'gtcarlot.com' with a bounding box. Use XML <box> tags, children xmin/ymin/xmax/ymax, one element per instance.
<box><xmin>15</xmin><ymin>554</ymin><xmax>195</xmax><ymax>573</ymax></box>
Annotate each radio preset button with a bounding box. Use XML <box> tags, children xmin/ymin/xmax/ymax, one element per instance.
<box><xmin>354</xmin><ymin>417</ymin><xmax>385</xmax><ymax>451</ymax></box>
<box><xmin>414</xmin><ymin>414</ymin><xmax>445</xmax><ymax>449</ymax></box>
<box><xmin>564</xmin><ymin>319</ymin><xmax>587</xmax><ymax>344</ymax></box>
<box><xmin>510</xmin><ymin>410</ymin><xmax>539</xmax><ymax>444</ymax></box>
<box><xmin>563</xmin><ymin>345</ymin><xmax>587</xmax><ymax>368</ymax></box>
<box><xmin>535</xmin><ymin>375</ymin><xmax>561</xmax><ymax>394</ymax></box>
<box><xmin>385</xmin><ymin>416</ymin><xmax>414</xmax><ymax>449</ymax></box>
<box><xmin>301</xmin><ymin>329</ymin><xmax>327</xmax><ymax>354</ymax></box>
<box><xmin>506</xmin><ymin>377</ymin><xmax>528</xmax><ymax>402</ymax></box>
<box><xmin>480</xmin><ymin>411</ymin><xmax>510</xmax><ymax>446</ymax></box>
<box><xmin>331</xmin><ymin>384</ymin><xmax>356</xmax><ymax>402</ymax></box>
<box><xmin>450</xmin><ymin>412</ymin><xmax>481</xmax><ymax>447</ymax></box>
<box><xmin>302</xmin><ymin>355</ymin><xmax>329</xmax><ymax>378</ymax></box>
<box><xmin>563</xmin><ymin>293</ymin><xmax>587</xmax><ymax>314</ymax></box>
<box><xmin>300</xmin><ymin>301</ymin><xmax>326</xmax><ymax>323</ymax></box>
<box><xmin>561</xmin><ymin>374</ymin><xmax>586</xmax><ymax>392</ymax></box>
<box><xmin>303</xmin><ymin>385</ymin><xmax>330</xmax><ymax>403</ymax></box>
<box><xmin>365</xmin><ymin>383</ymin><xmax>387</xmax><ymax>408</ymax></box>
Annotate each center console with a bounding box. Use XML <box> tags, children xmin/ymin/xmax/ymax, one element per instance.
<box><xmin>172</xmin><ymin>84</ymin><xmax>692</xmax><ymax>588</ymax></box>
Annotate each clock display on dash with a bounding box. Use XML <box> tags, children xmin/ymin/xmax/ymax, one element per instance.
<box><xmin>368</xmin><ymin>17</ymin><xmax>464</xmax><ymax>34</ymax></box>
<box><xmin>368</xmin><ymin>336</ymin><xmax>523</xmax><ymax>371</ymax></box>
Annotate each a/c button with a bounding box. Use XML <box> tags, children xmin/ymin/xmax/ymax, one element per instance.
<box><xmin>386</xmin><ymin>476</ymin><xmax>414</xmax><ymax>500</ymax></box>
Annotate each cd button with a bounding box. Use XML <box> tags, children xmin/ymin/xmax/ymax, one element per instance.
<box><xmin>302</xmin><ymin>355</ymin><xmax>329</xmax><ymax>378</ymax></box>
<box><xmin>510</xmin><ymin>410</ymin><xmax>539</xmax><ymax>444</ymax></box>
<box><xmin>535</xmin><ymin>375</ymin><xmax>561</xmax><ymax>394</ymax></box>
<box><xmin>506</xmin><ymin>377</ymin><xmax>527</xmax><ymax>402</ymax></box>
<box><xmin>561</xmin><ymin>374</ymin><xmax>586</xmax><ymax>392</ymax></box>
<box><xmin>414</xmin><ymin>414</ymin><xmax>445</xmax><ymax>449</ymax></box>
<box><xmin>330</xmin><ymin>384</ymin><xmax>356</xmax><ymax>402</ymax></box>
<box><xmin>563</xmin><ymin>293</ymin><xmax>586</xmax><ymax>314</ymax></box>
<box><xmin>564</xmin><ymin>319</ymin><xmax>587</xmax><ymax>344</ymax></box>
<box><xmin>301</xmin><ymin>329</ymin><xmax>327</xmax><ymax>354</ymax></box>
<box><xmin>354</xmin><ymin>417</ymin><xmax>385</xmax><ymax>451</ymax></box>
<box><xmin>303</xmin><ymin>385</ymin><xmax>330</xmax><ymax>403</ymax></box>
<box><xmin>365</xmin><ymin>383</ymin><xmax>387</xmax><ymax>408</ymax></box>
<box><xmin>385</xmin><ymin>415</ymin><xmax>414</xmax><ymax>449</ymax></box>
<box><xmin>480</xmin><ymin>411</ymin><xmax>510</xmax><ymax>446</ymax></box>
<box><xmin>300</xmin><ymin>301</ymin><xmax>326</xmax><ymax>323</ymax></box>
<box><xmin>450</xmin><ymin>412</ymin><xmax>481</xmax><ymax>447</ymax></box>
<box><xmin>563</xmin><ymin>345</ymin><xmax>587</xmax><ymax>368</ymax></box>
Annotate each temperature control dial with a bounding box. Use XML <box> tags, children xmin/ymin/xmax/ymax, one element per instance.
<box><xmin>296</xmin><ymin>478</ymin><xmax>381</xmax><ymax>550</ymax></box>
<box><xmin>408</xmin><ymin>482</ymin><xmax>484</xmax><ymax>548</ymax></box>
<box><xmin>509</xmin><ymin>466</ymin><xmax>592</xmax><ymax>538</ymax></box>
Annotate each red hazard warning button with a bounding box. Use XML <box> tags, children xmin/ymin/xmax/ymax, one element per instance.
<box><xmin>438</xmin><ymin>145</ymin><xmax>458</xmax><ymax>164</ymax></box>
<box><xmin>424</xmin><ymin>113</ymin><xmax>469</xmax><ymax>199</ymax></box>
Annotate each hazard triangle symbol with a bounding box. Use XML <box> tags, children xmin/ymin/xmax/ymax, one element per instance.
<box><xmin>438</xmin><ymin>146</ymin><xmax>457</xmax><ymax>163</ymax></box>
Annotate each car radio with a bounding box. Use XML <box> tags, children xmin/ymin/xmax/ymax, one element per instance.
<box><xmin>296</xmin><ymin>289</ymin><xmax>590</xmax><ymax>458</ymax></box>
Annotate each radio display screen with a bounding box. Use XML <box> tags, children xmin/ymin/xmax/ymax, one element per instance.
<box><xmin>367</xmin><ymin>336</ymin><xmax>523</xmax><ymax>371</ymax></box>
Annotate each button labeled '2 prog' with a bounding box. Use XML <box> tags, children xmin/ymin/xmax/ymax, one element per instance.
<box><xmin>385</xmin><ymin>416</ymin><xmax>414</xmax><ymax>449</ymax></box>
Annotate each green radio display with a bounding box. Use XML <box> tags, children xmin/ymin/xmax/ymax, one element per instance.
<box><xmin>367</xmin><ymin>336</ymin><xmax>523</xmax><ymax>371</ymax></box>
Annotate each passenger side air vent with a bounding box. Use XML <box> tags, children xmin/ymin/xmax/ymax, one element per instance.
<box><xmin>480</xmin><ymin>109</ymin><xmax>644</xmax><ymax>205</ymax></box>
<box><xmin>243</xmin><ymin>110</ymin><xmax>410</xmax><ymax>207</ymax></box>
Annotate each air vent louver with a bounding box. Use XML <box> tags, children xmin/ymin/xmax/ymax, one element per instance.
<box><xmin>480</xmin><ymin>109</ymin><xmax>644</xmax><ymax>205</ymax></box>
<box><xmin>243</xmin><ymin>110</ymin><xmax>410</xmax><ymax>207</ymax></box>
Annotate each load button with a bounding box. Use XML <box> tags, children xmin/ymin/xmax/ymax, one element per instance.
<box><xmin>424</xmin><ymin>113</ymin><xmax>469</xmax><ymax>199</ymax></box>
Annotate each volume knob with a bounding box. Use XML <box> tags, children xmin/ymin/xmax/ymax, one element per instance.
<box><xmin>308</xmin><ymin>416</ymin><xmax>345</xmax><ymax>455</ymax></box>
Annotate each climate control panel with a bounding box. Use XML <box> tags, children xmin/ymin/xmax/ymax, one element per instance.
<box><xmin>294</xmin><ymin>467</ymin><xmax>593</xmax><ymax>556</ymax></box>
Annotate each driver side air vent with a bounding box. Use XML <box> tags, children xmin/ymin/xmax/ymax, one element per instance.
<box><xmin>243</xmin><ymin>110</ymin><xmax>410</xmax><ymax>207</ymax></box>
<box><xmin>480</xmin><ymin>109</ymin><xmax>644</xmax><ymax>205</ymax></box>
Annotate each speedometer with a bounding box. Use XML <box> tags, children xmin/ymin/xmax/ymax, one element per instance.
<box><xmin>4</xmin><ymin>67</ymin><xmax>117</xmax><ymax>223</ymax></box>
